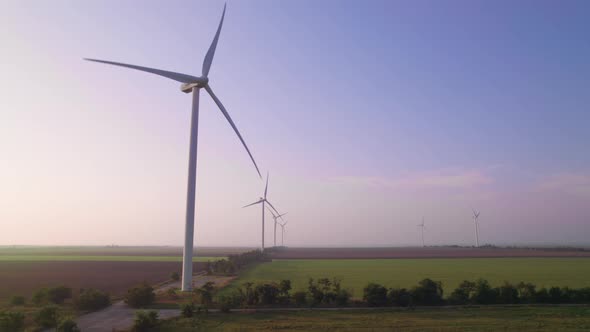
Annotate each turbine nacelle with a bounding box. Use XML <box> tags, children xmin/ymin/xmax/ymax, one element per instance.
<box><xmin>180</xmin><ymin>78</ymin><xmax>209</xmax><ymax>93</ymax></box>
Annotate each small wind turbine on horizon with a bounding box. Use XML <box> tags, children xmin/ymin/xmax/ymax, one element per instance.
<box><xmin>268</xmin><ymin>207</ymin><xmax>287</xmax><ymax>247</ymax></box>
<box><xmin>85</xmin><ymin>4</ymin><xmax>262</xmax><ymax>292</ymax></box>
<box><xmin>278</xmin><ymin>220</ymin><xmax>288</xmax><ymax>247</ymax></box>
<box><xmin>472</xmin><ymin>209</ymin><xmax>481</xmax><ymax>247</ymax></box>
<box><xmin>418</xmin><ymin>217</ymin><xmax>425</xmax><ymax>247</ymax></box>
<box><xmin>243</xmin><ymin>173</ymin><xmax>280</xmax><ymax>250</ymax></box>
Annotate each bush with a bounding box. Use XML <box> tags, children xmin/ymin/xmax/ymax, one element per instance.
<box><xmin>75</xmin><ymin>288</ymin><xmax>111</xmax><ymax>311</ymax></box>
<box><xmin>32</xmin><ymin>288</ymin><xmax>48</xmax><ymax>305</ymax></box>
<box><xmin>388</xmin><ymin>288</ymin><xmax>411</xmax><ymax>307</ymax></box>
<box><xmin>9</xmin><ymin>296</ymin><xmax>25</xmax><ymax>306</ymax></box>
<box><xmin>335</xmin><ymin>289</ymin><xmax>352</xmax><ymax>306</ymax></box>
<box><xmin>193</xmin><ymin>282</ymin><xmax>215</xmax><ymax>305</ymax></box>
<box><xmin>125</xmin><ymin>283</ymin><xmax>155</xmax><ymax>308</ymax></box>
<box><xmin>170</xmin><ymin>272</ymin><xmax>180</xmax><ymax>281</ymax></box>
<box><xmin>255</xmin><ymin>283</ymin><xmax>281</xmax><ymax>305</ymax></box>
<box><xmin>47</xmin><ymin>286</ymin><xmax>73</xmax><ymax>304</ymax></box>
<box><xmin>132</xmin><ymin>310</ymin><xmax>158</xmax><ymax>332</ymax></box>
<box><xmin>363</xmin><ymin>283</ymin><xmax>388</xmax><ymax>307</ymax></box>
<box><xmin>411</xmin><ymin>279</ymin><xmax>444</xmax><ymax>306</ymax></box>
<box><xmin>218</xmin><ymin>296</ymin><xmax>235</xmax><ymax>313</ymax></box>
<box><xmin>34</xmin><ymin>305</ymin><xmax>60</xmax><ymax>329</ymax></box>
<box><xmin>517</xmin><ymin>282</ymin><xmax>537</xmax><ymax>303</ymax></box>
<box><xmin>181</xmin><ymin>303</ymin><xmax>195</xmax><ymax>318</ymax></box>
<box><xmin>497</xmin><ymin>282</ymin><xmax>519</xmax><ymax>304</ymax></box>
<box><xmin>292</xmin><ymin>291</ymin><xmax>307</xmax><ymax>306</ymax></box>
<box><xmin>448</xmin><ymin>280</ymin><xmax>475</xmax><ymax>305</ymax></box>
<box><xmin>0</xmin><ymin>311</ymin><xmax>25</xmax><ymax>332</ymax></box>
<box><xmin>57</xmin><ymin>317</ymin><xmax>81</xmax><ymax>332</ymax></box>
<box><xmin>472</xmin><ymin>279</ymin><xmax>498</xmax><ymax>304</ymax></box>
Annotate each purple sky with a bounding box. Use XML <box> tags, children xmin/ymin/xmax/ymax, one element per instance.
<box><xmin>1</xmin><ymin>0</ymin><xmax>589</xmax><ymax>247</ymax></box>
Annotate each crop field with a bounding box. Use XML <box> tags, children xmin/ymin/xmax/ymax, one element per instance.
<box><xmin>0</xmin><ymin>255</ymin><xmax>219</xmax><ymax>262</ymax></box>
<box><xmin>155</xmin><ymin>306</ymin><xmax>590</xmax><ymax>331</ymax></box>
<box><xmin>222</xmin><ymin>258</ymin><xmax>590</xmax><ymax>297</ymax></box>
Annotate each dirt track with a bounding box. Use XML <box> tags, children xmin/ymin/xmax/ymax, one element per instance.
<box><xmin>269</xmin><ymin>247</ymin><xmax>590</xmax><ymax>259</ymax></box>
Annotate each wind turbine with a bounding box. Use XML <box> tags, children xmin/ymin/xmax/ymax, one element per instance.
<box><xmin>278</xmin><ymin>220</ymin><xmax>288</xmax><ymax>247</ymax></box>
<box><xmin>243</xmin><ymin>173</ymin><xmax>279</xmax><ymax>250</ymax></box>
<box><xmin>472</xmin><ymin>209</ymin><xmax>481</xmax><ymax>247</ymax></box>
<box><xmin>268</xmin><ymin>207</ymin><xmax>287</xmax><ymax>247</ymax></box>
<box><xmin>85</xmin><ymin>4</ymin><xmax>262</xmax><ymax>292</ymax></box>
<box><xmin>417</xmin><ymin>217</ymin><xmax>425</xmax><ymax>247</ymax></box>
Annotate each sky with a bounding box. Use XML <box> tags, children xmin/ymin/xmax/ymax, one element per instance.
<box><xmin>1</xmin><ymin>0</ymin><xmax>589</xmax><ymax>247</ymax></box>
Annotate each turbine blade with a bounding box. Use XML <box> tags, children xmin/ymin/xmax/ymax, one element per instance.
<box><xmin>84</xmin><ymin>58</ymin><xmax>199</xmax><ymax>83</ymax></box>
<box><xmin>264</xmin><ymin>172</ymin><xmax>269</xmax><ymax>198</ymax></box>
<box><xmin>264</xmin><ymin>200</ymin><xmax>280</xmax><ymax>215</ymax></box>
<box><xmin>242</xmin><ymin>200</ymin><xmax>263</xmax><ymax>208</ymax></box>
<box><xmin>204</xmin><ymin>84</ymin><xmax>261</xmax><ymax>178</ymax></box>
<box><xmin>265</xmin><ymin>205</ymin><xmax>277</xmax><ymax>218</ymax></box>
<box><xmin>202</xmin><ymin>3</ymin><xmax>226</xmax><ymax>77</ymax></box>
<box><xmin>278</xmin><ymin>213</ymin><xmax>287</xmax><ymax>218</ymax></box>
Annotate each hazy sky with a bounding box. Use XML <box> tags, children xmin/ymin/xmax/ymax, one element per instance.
<box><xmin>1</xmin><ymin>0</ymin><xmax>589</xmax><ymax>247</ymax></box>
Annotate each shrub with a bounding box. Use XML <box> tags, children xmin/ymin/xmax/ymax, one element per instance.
<box><xmin>218</xmin><ymin>295</ymin><xmax>235</xmax><ymax>313</ymax></box>
<box><xmin>334</xmin><ymin>289</ymin><xmax>352</xmax><ymax>306</ymax></box>
<box><xmin>132</xmin><ymin>310</ymin><xmax>158</xmax><ymax>332</ymax></box>
<box><xmin>9</xmin><ymin>296</ymin><xmax>25</xmax><ymax>306</ymax></box>
<box><xmin>292</xmin><ymin>291</ymin><xmax>307</xmax><ymax>306</ymax></box>
<box><xmin>193</xmin><ymin>282</ymin><xmax>215</xmax><ymax>305</ymax></box>
<box><xmin>472</xmin><ymin>279</ymin><xmax>498</xmax><ymax>304</ymax></box>
<box><xmin>32</xmin><ymin>288</ymin><xmax>48</xmax><ymax>305</ymax></box>
<box><xmin>363</xmin><ymin>283</ymin><xmax>388</xmax><ymax>307</ymax></box>
<box><xmin>166</xmin><ymin>287</ymin><xmax>179</xmax><ymax>299</ymax></box>
<box><xmin>75</xmin><ymin>288</ymin><xmax>111</xmax><ymax>311</ymax></box>
<box><xmin>170</xmin><ymin>272</ymin><xmax>180</xmax><ymax>281</ymax></box>
<box><xmin>34</xmin><ymin>305</ymin><xmax>60</xmax><ymax>329</ymax></box>
<box><xmin>517</xmin><ymin>282</ymin><xmax>537</xmax><ymax>303</ymax></box>
<box><xmin>548</xmin><ymin>286</ymin><xmax>564</xmax><ymax>303</ymax></box>
<box><xmin>448</xmin><ymin>280</ymin><xmax>475</xmax><ymax>305</ymax></box>
<box><xmin>411</xmin><ymin>279</ymin><xmax>444</xmax><ymax>306</ymax></box>
<box><xmin>388</xmin><ymin>288</ymin><xmax>411</xmax><ymax>307</ymax></box>
<box><xmin>0</xmin><ymin>311</ymin><xmax>25</xmax><ymax>332</ymax></box>
<box><xmin>255</xmin><ymin>283</ymin><xmax>281</xmax><ymax>305</ymax></box>
<box><xmin>497</xmin><ymin>282</ymin><xmax>519</xmax><ymax>304</ymax></box>
<box><xmin>125</xmin><ymin>283</ymin><xmax>155</xmax><ymax>308</ymax></box>
<box><xmin>57</xmin><ymin>317</ymin><xmax>81</xmax><ymax>332</ymax></box>
<box><xmin>47</xmin><ymin>286</ymin><xmax>73</xmax><ymax>304</ymax></box>
<box><xmin>181</xmin><ymin>303</ymin><xmax>195</xmax><ymax>318</ymax></box>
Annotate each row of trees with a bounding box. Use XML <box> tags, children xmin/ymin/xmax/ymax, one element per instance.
<box><xmin>0</xmin><ymin>306</ymin><xmax>80</xmax><ymax>332</ymax></box>
<box><xmin>204</xmin><ymin>250</ymin><xmax>267</xmax><ymax>275</ymax></box>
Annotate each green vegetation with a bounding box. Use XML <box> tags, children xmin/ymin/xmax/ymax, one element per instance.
<box><xmin>153</xmin><ymin>306</ymin><xmax>590</xmax><ymax>331</ymax></box>
<box><xmin>0</xmin><ymin>255</ymin><xmax>219</xmax><ymax>262</ymax></box>
<box><xmin>125</xmin><ymin>283</ymin><xmax>156</xmax><ymax>308</ymax></box>
<box><xmin>222</xmin><ymin>258</ymin><xmax>590</xmax><ymax>297</ymax></box>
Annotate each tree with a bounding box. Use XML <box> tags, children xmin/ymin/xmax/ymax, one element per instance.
<box><xmin>57</xmin><ymin>317</ymin><xmax>81</xmax><ymax>332</ymax></box>
<box><xmin>125</xmin><ymin>283</ymin><xmax>155</xmax><ymax>308</ymax></box>
<box><xmin>363</xmin><ymin>283</ymin><xmax>388</xmax><ymax>307</ymax></box>
<box><xmin>75</xmin><ymin>289</ymin><xmax>111</xmax><ymax>311</ymax></box>
<box><xmin>47</xmin><ymin>286</ymin><xmax>73</xmax><ymax>304</ymax></box>
<box><xmin>181</xmin><ymin>303</ymin><xmax>195</xmax><ymax>318</ymax></box>
<box><xmin>255</xmin><ymin>283</ymin><xmax>281</xmax><ymax>305</ymax></box>
<box><xmin>170</xmin><ymin>272</ymin><xmax>180</xmax><ymax>281</ymax></box>
<box><xmin>411</xmin><ymin>279</ymin><xmax>444</xmax><ymax>306</ymax></box>
<box><xmin>194</xmin><ymin>282</ymin><xmax>215</xmax><ymax>305</ymax></box>
<box><xmin>0</xmin><ymin>311</ymin><xmax>25</xmax><ymax>332</ymax></box>
<box><xmin>132</xmin><ymin>310</ymin><xmax>158</xmax><ymax>332</ymax></box>
<box><xmin>472</xmin><ymin>279</ymin><xmax>498</xmax><ymax>304</ymax></box>
<box><xmin>497</xmin><ymin>282</ymin><xmax>519</xmax><ymax>304</ymax></box>
<box><xmin>517</xmin><ymin>282</ymin><xmax>536</xmax><ymax>303</ymax></box>
<box><xmin>388</xmin><ymin>288</ymin><xmax>411</xmax><ymax>307</ymax></box>
<box><xmin>34</xmin><ymin>306</ymin><xmax>60</xmax><ymax>329</ymax></box>
<box><xmin>292</xmin><ymin>291</ymin><xmax>307</xmax><ymax>306</ymax></box>
<box><xmin>448</xmin><ymin>280</ymin><xmax>475</xmax><ymax>305</ymax></box>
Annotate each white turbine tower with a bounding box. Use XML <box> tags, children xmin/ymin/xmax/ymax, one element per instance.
<box><xmin>243</xmin><ymin>173</ymin><xmax>279</xmax><ymax>250</ymax></box>
<box><xmin>85</xmin><ymin>4</ymin><xmax>262</xmax><ymax>291</ymax></box>
<box><xmin>418</xmin><ymin>217</ymin><xmax>425</xmax><ymax>247</ymax></box>
<box><xmin>268</xmin><ymin>207</ymin><xmax>287</xmax><ymax>247</ymax></box>
<box><xmin>472</xmin><ymin>209</ymin><xmax>481</xmax><ymax>247</ymax></box>
<box><xmin>279</xmin><ymin>220</ymin><xmax>288</xmax><ymax>247</ymax></box>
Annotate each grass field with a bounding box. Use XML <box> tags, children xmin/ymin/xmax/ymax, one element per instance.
<box><xmin>155</xmin><ymin>306</ymin><xmax>590</xmax><ymax>331</ymax></box>
<box><xmin>221</xmin><ymin>258</ymin><xmax>590</xmax><ymax>297</ymax></box>
<box><xmin>0</xmin><ymin>255</ymin><xmax>219</xmax><ymax>262</ymax></box>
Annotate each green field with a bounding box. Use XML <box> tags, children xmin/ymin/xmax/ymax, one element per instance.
<box><xmin>221</xmin><ymin>258</ymin><xmax>590</xmax><ymax>297</ymax></box>
<box><xmin>155</xmin><ymin>306</ymin><xmax>590</xmax><ymax>331</ymax></box>
<box><xmin>0</xmin><ymin>255</ymin><xmax>219</xmax><ymax>262</ymax></box>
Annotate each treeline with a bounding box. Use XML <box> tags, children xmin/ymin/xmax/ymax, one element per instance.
<box><xmin>214</xmin><ymin>277</ymin><xmax>590</xmax><ymax>310</ymax></box>
<box><xmin>204</xmin><ymin>250</ymin><xmax>267</xmax><ymax>275</ymax></box>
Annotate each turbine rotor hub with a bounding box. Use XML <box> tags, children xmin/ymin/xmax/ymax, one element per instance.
<box><xmin>180</xmin><ymin>77</ymin><xmax>209</xmax><ymax>93</ymax></box>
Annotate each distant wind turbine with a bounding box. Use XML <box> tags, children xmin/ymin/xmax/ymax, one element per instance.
<box><xmin>268</xmin><ymin>207</ymin><xmax>287</xmax><ymax>247</ymax></box>
<box><xmin>243</xmin><ymin>173</ymin><xmax>280</xmax><ymax>250</ymax></box>
<box><xmin>418</xmin><ymin>217</ymin><xmax>425</xmax><ymax>247</ymax></box>
<box><xmin>85</xmin><ymin>4</ymin><xmax>261</xmax><ymax>292</ymax></box>
<box><xmin>279</xmin><ymin>220</ymin><xmax>288</xmax><ymax>247</ymax></box>
<box><xmin>472</xmin><ymin>209</ymin><xmax>481</xmax><ymax>247</ymax></box>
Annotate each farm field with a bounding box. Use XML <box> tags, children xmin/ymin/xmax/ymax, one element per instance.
<box><xmin>221</xmin><ymin>258</ymin><xmax>590</xmax><ymax>297</ymax></box>
<box><xmin>0</xmin><ymin>261</ymin><xmax>207</xmax><ymax>303</ymax></box>
<box><xmin>155</xmin><ymin>306</ymin><xmax>590</xmax><ymax>331</ymax></box>
<box><xmin>0</xmin><ymin>255</ymin><xmax>219</xmax><ymax>262</ymax></box>
<box><xmin>0</xmin><ymin>246</ymin><xmax>251</xmax><ymax>257</ymax></box>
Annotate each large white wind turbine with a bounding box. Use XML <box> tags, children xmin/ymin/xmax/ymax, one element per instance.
<box><xmin>418</xmin><ymin>217</ymin><xmax>425</xmax><ymax>247</ymax></box>
<box><xmin>243</xmin><ymin>173</ymin><xmax>279</xmax><ymax>250</ymax></box>
<box><xmin>268</xmin><ymin>207</ymin><xmax>287</xmax><ymax>247</ymax></box>
<box><xmin>472</xmin><ymin>209</ymin><xmax>481</xmax><ymax>247</ymax></box>
<box><xmin>85</xmin><ymin>4</ymin><xmax>261</xmax><ymax>292</ymax></box>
